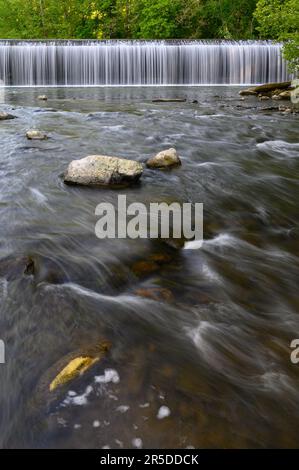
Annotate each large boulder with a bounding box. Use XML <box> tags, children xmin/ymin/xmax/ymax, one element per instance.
<box><xmin>146</xmin><ymin>148</ymin><xmax>181</xmax><ymax>169</ymax></box>
<box><xmin>64</xmin><ymin>155</ymin><xmax>144</xmax><ymax>187</ymax></box>
<box><xmin>0</xmin><ymin>111</ymin><xmax>16</xmax><ymax>120</ymax></box>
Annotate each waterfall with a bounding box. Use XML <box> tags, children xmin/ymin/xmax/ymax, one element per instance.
<box><xmin>0</xmin><ymin>40</ymin><xmax>289</xmax><ymax>86</ymax></box>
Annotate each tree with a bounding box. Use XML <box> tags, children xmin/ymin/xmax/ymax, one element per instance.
<box><xmin>254</xmin><ymin>0</ymin><xmax>299</xmax><ymax>73</ymax></box>
<box><xmin>131</xmin><ymin>0</ymin><xmax>183</xmax><ymax>39</ymax></box>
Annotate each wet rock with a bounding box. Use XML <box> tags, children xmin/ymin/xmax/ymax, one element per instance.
<box><xmin>132</xmin><ymin>260</ymin><xmax>160</xmax><ymax>277</ymax></box>
<box><xmin>146</xmin><ymin>148</ymin><xmax>181</xmax><ymax>169</ymax></box>
<box><xmin>259</xmin><ymin>95</ymin><xmax>270</xmax><ymax>101</ymax></box>
<box><xmin>278</xmin><ymin>90</ymin><xmax>291</xmax><ymax>100</ymax></box>
<box><xmin>152</xmin><ymin>98</ymin><xmax>186</xmax><ymax>103</ymax></box>
<box><xmin>240</xmin><ymin>81</ymin><xmax>292</xmax><ymax>97</ymax></box>
<box><xmin>50</xmin><ymin>356</ymin><xmax>98</xmax><ymax>392</ymax></box>
<box><xmin>24</xmin><ymin>257</ymin><xmax>35</xmax><ymax>276</ymax></box>
<box><xmin>0</xmin><ymin>111</ymin><xmax>16</xmax><ymax>120</ymax></box>
<box><xmin>272</xmin><ymin>95</ymin><xmax>282</xmax><ymax>101</ymax></box>
<box><xmin>0</xmin><ymin>255</ymin><xmax>35</xmax><ymax>280</ymax></box>
<box><xmin>131</xmin><ymin>250</ymin><xmax>174</xmax><ymax>278</ymax></box>
<box><xmin>192</xmin><ymin>100</ymin><xmax>199</xmax><ymax>104</ymax></box>
<box><xmin>64</xmin><ymin>155</ymin><xmax>143</xmax><ymax>187</ymax></box>
<box><xmin>279</xmin><ymin>105</ymin><xmax>288</xmax><ymax>112</ymax></box>
<box><xmin>49</xmin><ymin>342</ymin><xmax>111</xmax><ymax>393</ymax></box>
<box><xmin>259</xmin><ymin>106</ymin><xmax>279</xmax><ymax>112</ymax></box>
<box><xmin>253</xmin><ymin>81</ymin><xmax>290</xmax><ymax>93</ymax></box>
<box><xmin>135</xmin><ymin>287</ymin><xmax>173</xmax><ymax>302</ymax></box>
<box><xmin>38</xmin><ymin>95</ymin><xmax>48</xmax><ymax>101</ymax></box>
<box><xmin>148</xmin><ymin>253</ymin><xmax>173</xmax><ymax>264</ymax></box>
<box><xmin>239</xmin><ymin>89</ymin><xmax>257</xmax><ymax>96</ymax></box>
<box><xmin>33</xmin><ymin>341</ymin><xmax>111</xmax><ymax>412</ymax></box>
<box><xmin>26</xmin><ymin>130</ymin><xmax>48</xmax><ymax>140</ymax></box>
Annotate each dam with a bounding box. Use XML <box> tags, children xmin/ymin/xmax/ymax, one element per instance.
<box><xmin>0</xmin><ymin>40</ymin><xmax>289</xmax><ymax>86</ymax></box>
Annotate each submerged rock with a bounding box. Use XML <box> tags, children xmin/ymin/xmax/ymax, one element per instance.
<box><xmin>49</xmin><ymin>356</ymin><xmax>98</xmax><ymax>392</ymax></box>
<box><xmin>152</xmin><ymin>98</ymin><xmax>186</xmax><ymax>103</ymax></box>
<box><xmin>24</xmin><ymin>257</ymin><xmax>35</xmax><ymax>276</ymax></box>
<box><xmin>0</xmin><ymin>255</ymin><xmax>35</xmax><ymax>280</ymax></box>
<box><xmin>64</xmin><ymin>155</ymin><xmax>143</xmax><ymax>187</ymax></box>
<box><xmin>131</xmin><ymin>251</ymin><xmax>174</xmax><ymax>278</ymax></box>
<box><xmin>26</xmin><ymin>130</ymin><xmax>48</xmax><ymax>140</ymax></box>
<box><xmin>0</xmin><ymin>111</ymin><xmax>16</xmax><ymax>120</ymax></box>
<box><xmin>134</xmin><ymin>287</ymin><xmax>173</xmax><ymax>302</ymax></box>
<box><xmin>132</xmin><ymin>260</ymin><xmax>159</xmax><ymax>277</ymax></box>
<box><xmin>38</xmin><ymin>95</ymin><xmax>48</xmax><ymax>101</ymax></box>
<box><xmin>146</xmin><ymin>148</ymin><xmax>181</xmax><ymax>169</ymax></box>
<box><xmin>32</xmin><ymin>341</ymin><xmax>112</xmax><ymax>413</ymax></box>
<box><xmin>48</xmin><ymin>342</ymin><xmax>111</xmax><ymax>392</ymax></box>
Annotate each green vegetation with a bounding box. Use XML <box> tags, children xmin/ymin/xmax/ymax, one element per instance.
<box><xmin>0</xmin><ymin>0</ymin><xmax>297</xmax><ymax>71</ymax></box>
<box><xmin>254</xmin><ymin>0</ymin><xmax>299</xmax><ymax>72</ymax></box>
<box><xmin>0</xmin><ymin>0</ymin><xmax>258</xmax><ymax>40</ymax></box>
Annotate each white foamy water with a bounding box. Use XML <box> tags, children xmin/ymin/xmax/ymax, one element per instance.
<box><xmin>0</xmin><ymin>41</ymin><xmax>289</xmax><ymax>86</ymax></box>
<box><xmin>95</xmin><ymin>369</ymin><xmax>120</xmax><ymax>384</ymax></box>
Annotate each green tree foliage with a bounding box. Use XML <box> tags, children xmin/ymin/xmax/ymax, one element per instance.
<box><xmin>254</xmin><ymin>0</ymin><xmax>299</xmax><ymax>72</ymax></box>
<box><xmin>0</xmin><ymin>0</ymin><xmax>261</xmax><ymax>40</ymax></box>
<box><xmin>4</xmin><ymin>0</ymin><xmax>298</xmax><ymax>52</ymax></box>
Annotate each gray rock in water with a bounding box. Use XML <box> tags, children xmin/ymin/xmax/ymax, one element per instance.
<box><xmin>146</xmin><ymin>148</ymin><xmax>181</xmax><ymax>169</ymax></box>
<box><xmin>64</xmin><ymin>155</ymin><xmax>144</xmax><ymax>187</ymax></box>
<box><xmin>38</xmin><ymin>95</ymin><xmax>48</xmax><ymax>101</ymax></box>
<box><xmin>26</xmin><ymin>130</ymin><xmax>48</xmax><ymax>140</ymax></box>
<box><xmin>0</xmin><ymin>111</ymin><xmax>16</xmax><ymax>120</ymax></box>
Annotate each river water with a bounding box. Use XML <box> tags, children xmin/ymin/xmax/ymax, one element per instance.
<box><xmin>0</xmin><ymin>86</ymin><xmax>298</xmax><ymax>448</ymax></box>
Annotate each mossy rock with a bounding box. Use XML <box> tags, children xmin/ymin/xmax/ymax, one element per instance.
<box><xmin>49</xmin><ymin>356</ymin><xmax>99</xmax><ymax>392</ymax></box>
<box><xmin>32</xmin><ymin>340</ymin><xmax>112</xmax><ymax>412</ymax></box>
<box><xmin>48</xmin><ymin>341</ymin><xmax>111</xmax><ymax>392</ymax></box>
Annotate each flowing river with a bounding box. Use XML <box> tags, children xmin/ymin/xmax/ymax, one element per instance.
<box><xmin>0</xmin><ymin>86</ymin><xmax>298</xmax><ymax>448</ymax></box>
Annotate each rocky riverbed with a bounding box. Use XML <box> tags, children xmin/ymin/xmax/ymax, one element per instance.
<box><xmin>0</xmin><ymin>86</ymin><xmax>299</xmax><ymax>449</ymax></box>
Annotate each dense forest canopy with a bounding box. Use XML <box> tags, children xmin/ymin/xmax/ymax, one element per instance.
<box><xmin>0</xmin><ymin>0</ymin><xmax>298</xmax><ymax>71</ymax></box>
<box><xmin>0</xmin><ymin>0</ymin><xmax>259</xmax><ymax>40</ymax></box>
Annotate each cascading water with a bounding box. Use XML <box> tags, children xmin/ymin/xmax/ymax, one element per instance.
<box><xmin>0</xmin><ymin>40</ymin><xmax>290</xmax><ymax>86</ymax></box>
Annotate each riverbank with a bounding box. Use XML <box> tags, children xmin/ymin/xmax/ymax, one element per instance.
<box><xmin>239</xmin><ymin>80</ymin><xmax>299</xmax><ymax>115</ymax></box>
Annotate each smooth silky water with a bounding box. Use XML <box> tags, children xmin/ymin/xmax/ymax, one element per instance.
<box><xmin>0</xmin><ymin>41</ymin><xmax>290</xmax><ymax>86</ymax></box>
<box><xmin>0</xmin><ymin>86</ymin><xmax>298</xmax><ymax>448</ymax></box>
